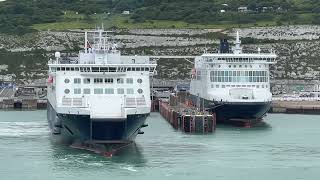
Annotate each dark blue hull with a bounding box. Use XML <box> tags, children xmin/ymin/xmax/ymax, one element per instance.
<box><xmin>211</xmin><ymin>102</ymin><xmax>271</xmax><ymax>123</ymax></box>
<box><xmin>189</xmin><ymin>95</ymin><xmax>271</xmax><ymax>123</ymax></box>
<box><xmin>47</xmin><ymin>102</ymin><xmax>148</xmax><ymax>145</ymax></box>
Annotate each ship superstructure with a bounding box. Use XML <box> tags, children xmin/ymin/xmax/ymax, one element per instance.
<box><xmin>190</xmin><ymin>32</ymin><xmax>277</xmax><ymax>123</ymax></box>
<box><xmin>47</xmin><ymin>28</ymin><xmax>156</xmax><ymax>145</ymax></box>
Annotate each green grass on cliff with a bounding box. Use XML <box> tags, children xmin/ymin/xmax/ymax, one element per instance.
<box><xmin>33</xmin><ymin>13</ymin><xmax>279</xmax><ymax>31</ymax></box>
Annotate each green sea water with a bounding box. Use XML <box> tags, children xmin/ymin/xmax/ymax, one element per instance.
<box><xmin>0</xmin><ymin>111</ymin><xmax>319</xmax><ymax>180</ymax></box>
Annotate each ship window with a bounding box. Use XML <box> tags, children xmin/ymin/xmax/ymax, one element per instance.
<box><xmin>229</xmin><ymin>65</ymin><xmax>231</xmax><ymax>68</ymax></box>
<box><xmin>83</xmin><ymin>88</ymin><xmax>91</xmax><ymax>94</ymax></box>
<box><xmin>92</xmin><ymin>67</ymin><xmax>99</xmax><ymax>72</ymax></box>
<box><xmin>126</xmin><ymin>78</ymin><xmax>133</xmax><ymax>84</ymax></box>
<box><xmin>231</xmin><ymin>85</ymin><xmax>235</xmax><ymax>87</ymax></box>
<box><xmin>66</xmin><ymin>67</ymin><xmax>70</xmax><ymax>71</ymax></box>
<box><xmin>127</xmin><ymin>67</ymin><xmax>132</xmax><ymax>71</ymax></box>
<box><xmin>109</xmin><ymin>67</ymin><xmax>116</xmax><ymax>72</ymax></box>
<box><xmin>262</xmin><ymin>85</ymin><xmax>265</xmax><ymax>88</ymax></box>
<box><xmin>105</xmin><ymin>88</ymin><xmax>114</xmax><ymax>94</ymax></box>
<box><xmin>100</xmin><ymin>67</ymin><xmax>108</xmax><ymax>72</ymax></box>
<box><xmin>74</xmin><ymin>78</ymin><xmax>81</xmax><ymax>84</ymax></box>
<box><xmin>137</xmin><ymin>79</ymin><xmax>143</xmax><ymax>84</ymax></box>
<box><xmin>236</xmin><ymin>85</ymin><xmax>241</xmax><ymax>87</ymax></box>
<box><xmin>145</xmin><ymin>68</ymin><xmax>149</xmax><ymax>71</ymax></box>
<box><xmin>216</xmin><ymin>85</ymin><xmax>219</xmax><ymax>88</ymax></box>
<box><xmin>64</xmin><ymin>79</ymin><xmax>70</xmax><ymax>84</ymax></box>
<box><xmin>242</xmin><ymin>85</ymin><xmax>246</xmax><ymax>87</ymax></box>
<box><xmin>137</xmin><ymin>89</ymin><xmax>143</xmax><ymax>94</ymax></box>
<box><xmin>117</xmin><ymin>78</ymin><xmax>124</xmax><ymax>84</ymax></box>
<box><xmin>131</xmin><ymin>68</ymin><xmax>135</xmax><ymax>71</ymax></box>
<box><xmin>105</xmin><ymin>78</ymin><xmax>113</xmax><ymax>84</ymax></box>
<box><xmin>226</xmin><ymin>85</ymin><xmax>230</xmax><ymax>87</ymax></box>
<box><xmin>127</xmin><ymin>88</ymin><xmax>134</xmax><ymax>94</ymax></box>
<box><xmin>83</xmin><ymin>78</ymin><xmax>90</xmax><ymax>84</ymax></box>
<box><xmin>75</xmin><ymin>67</ymin><xmax>79</xmax><ymax>71</ymax></box>
<box><xmin>222</xmin><ymin>85</ymin><xmax>225</xmax><ymax>88</ymax></box>
<box><xmin>57</xmin><ymin>67</ymin><xmax>60</xmax><ymax>71</ymax></box>
<box><xmin>136</xmin><ymin>67</ymin><xmax>141</xmax><ymax>71</ymax></box>
<box><xmin>74</xmin><ymin>88</ymin><xmax>81</xmax><ymax>94</ymax></box>
<box><xmin>257</xmin><ymin>85</ymin><xmax>260</xmax><ymax>88</ymax></box>
<box><xmin>64</xmin><ymin>89</ymin><xmax>70</xmax><ymax>94</ymax></box>
<box><xmin>61</xmin><ymin>67</ymin><xmax>65</xmax><ymax>71</ymax></box>
<box><xmin>70</xmin><ymin>67</ymin><xmax>75</xmax><ymax>71</ymax></box>
<box><xmin>94</xmin><ymin>88</ymin><xmax>103</xmax><ymax>94</ymax></box>
<box><xmin>117</xmin><ymin>88</ymin><xmax>124</xmax><ymax>94</ymax></box>
<box><xmin>94</xmin><ymin>78</ymin><xmax>103</xmax><ymax>84</ymax></box>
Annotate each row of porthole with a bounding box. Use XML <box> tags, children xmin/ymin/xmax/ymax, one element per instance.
<box><xmin>64</xmin><ymin>88</ymin><xmax>144</xmax><ymax>94</ymax></box>
<box><xmin>64</xmin><ymin>78</ymin><xmax>143</xmax><ymax>84</ymax></box>
<box><xmin>216</xmin><ymin>65</ymin><xmax>266</xmax><ymax>68</ymax></box>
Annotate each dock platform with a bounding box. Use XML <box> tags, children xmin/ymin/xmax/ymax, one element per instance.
<box><xmin>157</xmin><ymin>93</ymin><xmax>216</xmax><ymax>133</ymax></box>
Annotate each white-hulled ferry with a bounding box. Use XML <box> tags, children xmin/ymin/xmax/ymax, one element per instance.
<box><xmin>47</xmin><ymin>28</ymin><xmax>156</xmax><ymax>146</ymax></box>
<box><xmin>190</xmin><ymin>32</ymin><xmax>277</xmax><ymax>124</ymax></box>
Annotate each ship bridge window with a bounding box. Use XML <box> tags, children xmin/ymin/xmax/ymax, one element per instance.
<box><xmin>75</xmin><ymin>67</ymin><xmax>79</xmax><ymax>71</ymax></box>
<box><xmin>145</xmin><ymin>67</ymin><xmax>149</xmax><ymax>71</ymax></box>
<box><xmin>51</xmin><ymin>67</ymin><xmax>57</xmax><ymax>72</ymax></box>
<box><xmin>83</xmin><ymin>78</ymin><xmax>91</xmax><ymax>84</ymax></box>
<box><xmin>117</xmin><ymin>78</ymin><xmax>124</xmax><ymax>84</ymax></box>
<box><xmin>94</xmin><ymin>88</ymin><xmax>103</xmax><ymax>94</ymax></box>
<box><xmin>80</xmin><ymin>67</ymin><xmax>91</xmax><ymax>72</ymax></box>
<box><xmin>57</xmin><ymin>67</ymin><xmax>61</xmax><ymax>71</ymax></box>
<box><xmin>136</xmin><ymin>67</ymin><xmax>141</xmax><ymax>71</ymax></box>
<box><xmin>74</xmin><ymin>88</ymin><xmax>81</xmax><ymax>94</ymax></box>
<box><xmin>66</xmin><ymin>67</ymin><xmax>70</xmax><ymax>71</ymax></box>
<box><xmin>83</xmin><ymin>88</ymin><xmax>90</xmax><ymax>94</ymax></box>
<box><xmin>105</xmin><ymin>88</ymin><xmax>114</xmax><ymax>94</ymax></box>
<box><xmin>94</xmin><ymin>78</ymin><xmax>103</xmax><ymax>84</ymax></box>
<box><xmin>92</xmin><ymin>67</ymin><xmax>99</xmax><ymax>72</ymax></box>
<box><xmin>127</xmin><ymin>67</ymin><xmax>132</xmax><ymax>71</ymax></box>
<box><xmin>61</xmin><ymin>67</ymin><xmax>65</xmax><ymax>71</ymax></box>
<box><xmin>118</xmin><ymin>67</ymin><xmax>126</xmax><ymax>72</ymax></box>
<box><xmin>109</xmin><ymin>67</ymin><xmax>116</xmax><ymax>72</ymax></box>
<box><xmin>117</xmin><ymin>88</ymin><xmax>125</xmax><ymax>94</ymax></box>
<box><xmin>126</xmin><ymin>78</ymin><xmax>133</xmax><ymax>84</ymax></box>
<box><xmin>105</xmin><ymin>78</ymin><xmax>114</xmax><ymax>84</ymax></box>
<box><xmin>210</xmin><ymin>70</ymin><xmax>268</xmax><ymax>83</ymax></box>
<box><xmin>127</xmin><ymin>88</ymin><xmax>134</xmax><ymax>94</ymax></box>
<box><xmin>100</xmin><ymin>67</ymin><xmax>108</xmax><ymax>72</ymax></box>
<box><xmin>74</xmin><ymin>78</ymin><xmax>81</xmax><ymax>84</ymax></box>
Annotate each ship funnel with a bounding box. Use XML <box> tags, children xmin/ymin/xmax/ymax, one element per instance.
<box><xmin>219</xmin><ymin>39</ymin><xmax>230</xmax><ymax>53</ymax></box>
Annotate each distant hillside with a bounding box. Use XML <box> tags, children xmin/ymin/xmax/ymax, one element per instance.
<box><xmin>1</xmin><ymin>0</ymin><xmax>320</xmax><ymax>34</ymax></box>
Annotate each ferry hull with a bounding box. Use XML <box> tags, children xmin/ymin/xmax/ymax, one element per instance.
<box><xmin>211</xmin><ymin>102</ymin><xmax>271</xmax><ymax>123</ymax></box>
<box><xmin>47</xmin><ymin>102</ymin><xmax>148</xmax><ymax>145</ymax></box>
<box><xmin>190</xmin><ymin>95</ymin><xmax>271</xmax><ymax>124</ymax></box>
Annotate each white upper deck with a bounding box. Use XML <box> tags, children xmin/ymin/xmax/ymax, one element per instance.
<box><xmin>47</xmin><ymin>28</ymin><xmax>156</xmax><ymax>119</ymax></box>
<box><xmin>190</xmin><ymin>31</ymin><xmax>277</xmax><ymax>103</ymax></box>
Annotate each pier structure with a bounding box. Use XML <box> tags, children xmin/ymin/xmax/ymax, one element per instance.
<box><xmin>271</xmin><ymin>97</ymin><xmax>320</xmax><ymax>114</ymax></box>
<box><xmin>157</xmin><ymin>92</ymin><xmax>216</xmax><ymax>133</ymax></box>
